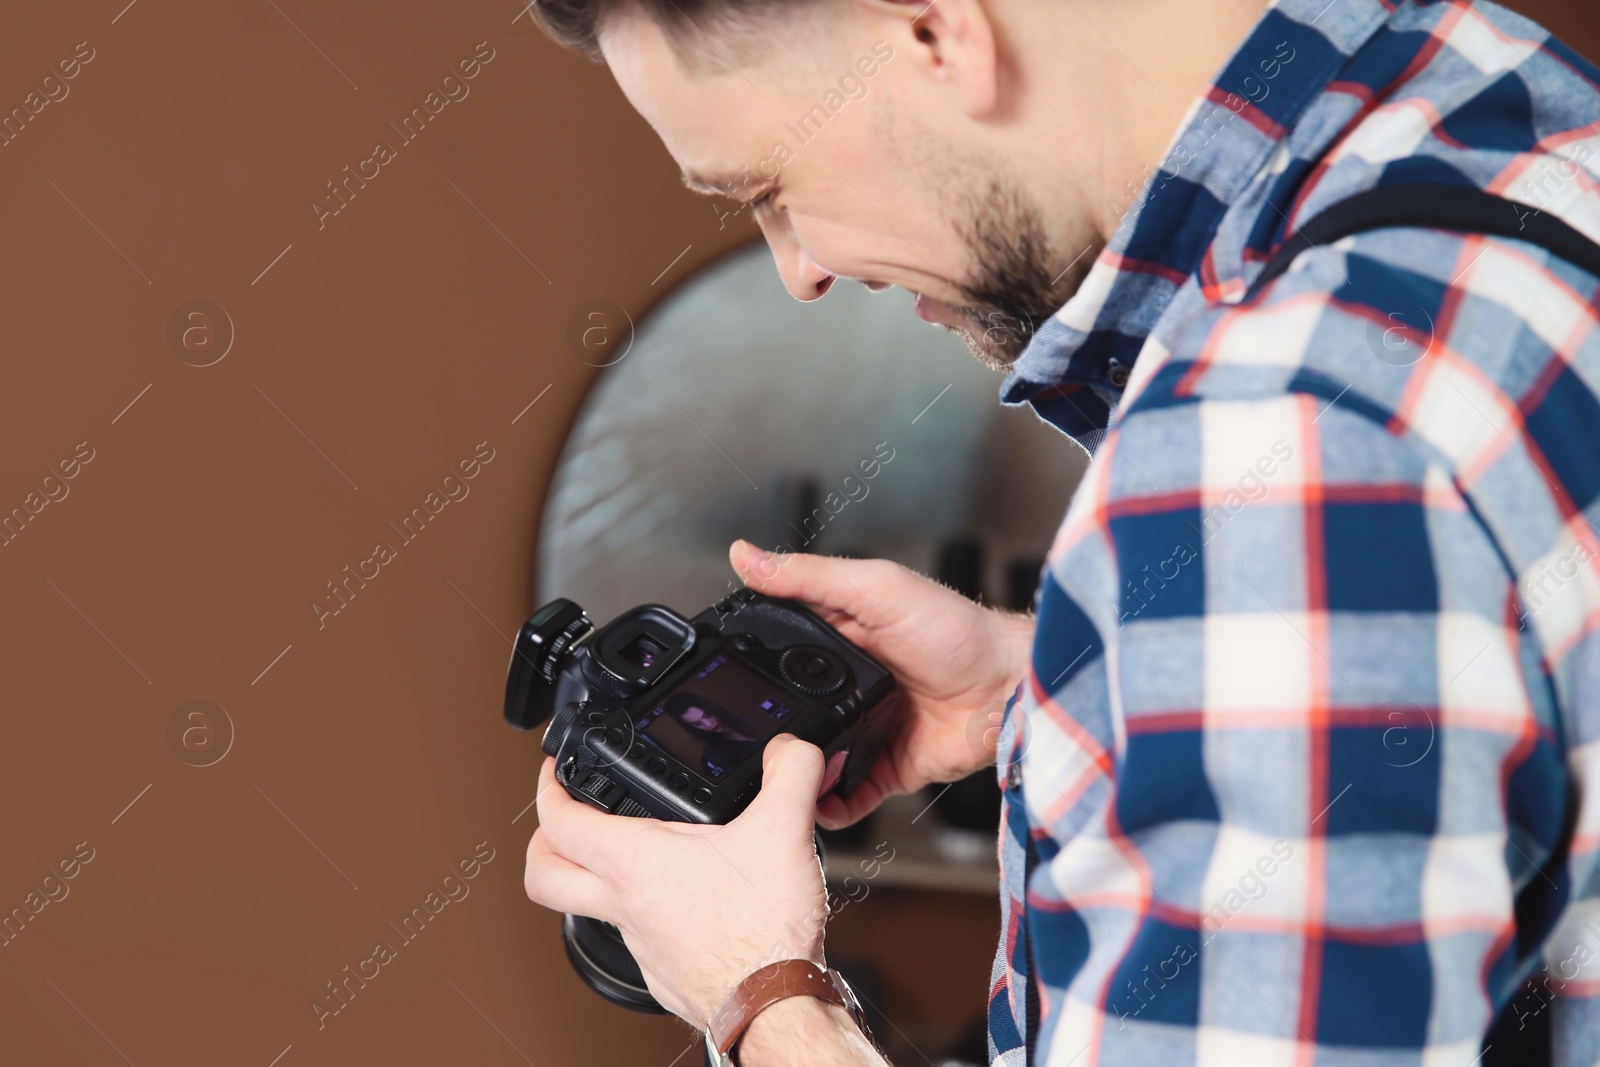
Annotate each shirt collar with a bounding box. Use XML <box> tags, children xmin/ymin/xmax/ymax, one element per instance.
<box><xmin>999</xmin><ymin>0</ymin><xmax>1393</xmax><ymax>442</ymax></box>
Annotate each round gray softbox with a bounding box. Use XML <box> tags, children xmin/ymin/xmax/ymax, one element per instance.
<box><xmin>538</xmin><ymin>241</ymin><xmax>1085</xmax><ymax>623</ymax></box>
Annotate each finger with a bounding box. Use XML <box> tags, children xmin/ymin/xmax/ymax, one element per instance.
<box><xmin>815</xmin><ymin>775</ymin><xmax>889</xmax><ymax>830</ymax></box>
<box><xmin>814</xmin><ymin>710</ymin><xmax>914</xmax><ymax>829</ymax></box>
<box><xmin>728</xmin><ymin>540</ymin><xmax>895</xmax><ymax>623</ymax></box>
<box><xmin>739</xmin><ymin>734</ymin><xmax>826</xmax><ymax>833</ymax></box>
<box><xmin>524</xmin><ymin>829</ymin><xmax>617</xmax><ymax>921</ymax></box>
<box><xmin>816</xmin><ymin>751</ymin><xmax>897</xmax><ymax>828</ymax></box>
<box><xmin>534</xmin><ymin>756</ymin><xmax>631</xmax><ymax>872</ymax></box>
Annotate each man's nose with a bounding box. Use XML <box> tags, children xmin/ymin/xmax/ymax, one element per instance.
<box><xmin>770</xmin><ymin>241</ymin><xmax>835</xmax><ymax>302</ymax></box>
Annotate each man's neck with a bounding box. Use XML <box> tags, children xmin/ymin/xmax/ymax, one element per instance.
<box><xmin>1007</xmin><ymin>0</ymin><xmax>1276</xmax><ymax>246</ymax></box>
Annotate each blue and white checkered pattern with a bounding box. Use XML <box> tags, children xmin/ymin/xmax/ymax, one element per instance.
<box><xmin>988</xmin><ymin>0</ymin><xmax>1600</xmax><ymax>1062</ymax></box>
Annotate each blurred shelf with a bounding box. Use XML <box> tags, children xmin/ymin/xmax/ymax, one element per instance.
<box><xmin>822</xmin><ymin>792</ymin><xmax>1000</xmax><ymax>896</ymax></box>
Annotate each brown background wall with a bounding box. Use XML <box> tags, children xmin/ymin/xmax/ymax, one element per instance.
<box><xmin>0</xmin><ymin>2</ymin><xmax>1592</xmax><ymax>1064</ymax></box>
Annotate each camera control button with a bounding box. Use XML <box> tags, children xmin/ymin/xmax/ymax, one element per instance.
<box><xmin>630</xmin><ymin>743</ymin><xmax>645</xmax><ymax>759</ymax></box>
<box><xmin>691</xmin><ymin>786</ymin><xmax>713</xmax><ymax>806</ymax></box>
<box><xmin>543</xmin><ymin>702</ymin><xmax>582</xmax><ymax>756</ymax></box>
<box><xmin>779</xmin><ymin>645</ymin><xmax>849</xmax><ymax>697</ymax></box>
<box><xmin>729</xmin><ymin>632</ymin><xmax>758</xmax><ymax>652</ymax></box>
<box><xmin>647</xmin><ymin>757</ymin><xmax>668</xmax><ymax>775</ymax></box>
<box><xmin>606</xmin><ymin>725</ymin><xmax>627</xmax><ymax>744</ymax></box>
<box><xmin>832</xmin><ymin>692</ymin><xmax>861</xmax><ymax>724</ymax></box>
<box><xmin>669</xmin><ymin>772</ymin><xmax>689</xmax><ymax>791</ymax></box>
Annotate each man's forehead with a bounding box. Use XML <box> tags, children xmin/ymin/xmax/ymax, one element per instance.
<box><xmin>600</xmin><ymin>6</ymin><xmax>689</xmax><ymax>105</ymax></box>
<box><xmin>603</xmin><ymin>12</ymin><xmax>783</xmax><ymax>197</ymax></box>
<box><xmin>601</xmin><ymin>4</ymin><xmax>756</xmax><ymax>103</ymax></box>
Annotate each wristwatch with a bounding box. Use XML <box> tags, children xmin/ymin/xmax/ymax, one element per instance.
<box><xmin>703</xmin><ymin>959</ymin><xmax>875</xmax><ymax>1066</ymax></box>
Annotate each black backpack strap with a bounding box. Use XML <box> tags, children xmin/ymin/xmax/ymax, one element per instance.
<box><xmin>1242</xmin><ymin>181</ymin><xmax>1600</xmax><ymax>302</ymax></box>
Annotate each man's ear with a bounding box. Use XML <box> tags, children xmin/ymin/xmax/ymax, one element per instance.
<box><xmin>847</xmin><ymin>0</ymin><xmax>999</xmax><ymax>116</ymax></box>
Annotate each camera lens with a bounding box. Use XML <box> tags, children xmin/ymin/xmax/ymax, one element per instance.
<box><xmin>562</xmin><ymin>915</ymin><xmax>667</xmax><ymax>1014</ymax></box>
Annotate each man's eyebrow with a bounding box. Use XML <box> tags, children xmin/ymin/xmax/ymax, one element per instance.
<box><xmin>680</xmin><ymin>172</ymin><xmax>725</xmax><ymax>196</ymax></box>
<box><xmin>681</xmin><ymin>170</ymin><xmax>761</xmax><ymax>198</ymax></box>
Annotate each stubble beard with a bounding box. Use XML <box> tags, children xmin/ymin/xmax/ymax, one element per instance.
<box><xmin>945</xmin><ymin>177</ymin><xmax>1096</xmax><ymax>373</ymax></box>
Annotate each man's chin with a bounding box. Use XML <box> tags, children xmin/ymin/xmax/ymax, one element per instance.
<box><xmin>911</xmin><ymin>296</ymin><xmax>1025</xmax><ymax>373</ymax></box>
<box><xmin>923</xmin><ymin>320</ymin><xmax>1025</xmax><ymax>374</ymax></box>
<box><xmin>953</xmin><ymin>325</ymin><xmax>1024</xmax><ymax>374</ymax></box>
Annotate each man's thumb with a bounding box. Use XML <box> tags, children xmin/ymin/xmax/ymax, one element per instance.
<box><xmin>745</xmin><ymin>734</ymin><xmax>827</xmax><ymax>825</ymax></box>
<box><xmin>728</xmin><ymin>539</ymin><xmax>865</xmax><ymax>614</ymax></box>
<box><xmin>729</xmin><ymin>538</ymin><xmax>788</xmax><ymax>592</ymax></box>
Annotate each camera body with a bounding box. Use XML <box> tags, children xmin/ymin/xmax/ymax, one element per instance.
<box><xmin>506</xmin><ymin>588</ymin><xmax>899</xmax><ymax>827</ymax></box>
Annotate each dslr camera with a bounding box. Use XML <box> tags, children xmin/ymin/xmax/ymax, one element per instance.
<box><xmin>504</xmin><ymin>587</ymin><xmax>899</xmax><ymax>1012</ymax></box>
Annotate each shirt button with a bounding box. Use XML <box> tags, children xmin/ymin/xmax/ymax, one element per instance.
<box><xmin>1006</xmin><ymin>760</ymin><xmax>1023</xmax><ymax>791</ymax></box>
<box><xmin>1108</xmin><ymin>364</ymin><xmax>1130</xmax><ymax>388</ymax></box>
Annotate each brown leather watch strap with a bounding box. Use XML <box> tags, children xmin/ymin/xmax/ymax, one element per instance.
<box><xmin>707</xmin><ymin>959</ymin><xmax>847</xmax><ymax>1056</ymax></box>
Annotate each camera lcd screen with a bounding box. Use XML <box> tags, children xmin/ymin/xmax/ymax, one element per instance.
<box><xmin>636</xmin><ymin>653</ymin><xmax>796</xmax><ymax>781</ymax></box>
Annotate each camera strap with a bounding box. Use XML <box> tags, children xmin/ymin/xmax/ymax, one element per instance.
<box><xmin>1241</xmin><ymin>182</ymin><xmax>1600</xmax><ymax>304</ymax></box>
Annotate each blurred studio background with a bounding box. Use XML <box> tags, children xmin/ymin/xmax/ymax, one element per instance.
<box><xmin>0</xmin><ymin>2</ymin><xmax>1592</xmax><ymax>1064</ymax></box>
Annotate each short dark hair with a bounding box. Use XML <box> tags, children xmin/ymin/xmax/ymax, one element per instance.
<box><xmin>527</xmin><ymin>0</ymin><xmax>804</xmax><ymax>63</ymax></box>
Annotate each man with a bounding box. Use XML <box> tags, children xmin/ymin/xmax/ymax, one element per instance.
<box><xmin>521</xmin><ymin>0</ymin><xmax>1600</xmax><ymax>1062</ymax></box>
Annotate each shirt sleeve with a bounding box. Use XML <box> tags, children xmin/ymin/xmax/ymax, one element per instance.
<box><xmin>1024</xmin><ymin>389</ymin><xmax>1566</xmax><ymax>1064</ymax></box>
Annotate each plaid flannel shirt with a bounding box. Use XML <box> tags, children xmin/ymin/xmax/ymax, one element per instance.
<box><xmin>987</xmin><ymin>0</ymin><xmax>1600</xmax><ymax>1063</ymax></box>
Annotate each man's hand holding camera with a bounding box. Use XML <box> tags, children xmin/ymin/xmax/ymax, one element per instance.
<box><xmin>729</xmin><ymin>539</ymin><xmax>1036</xmax><ymax>823</ymax></box>
<box><xmin>523</xmin><ymin>539</ymin><xmax>1036</xmax><ymax>1059</ymax></box>
<box><xmin>525</xmin><ymin>731</ymin><xmax>831</xmax><ymax>1026</ymax></box>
